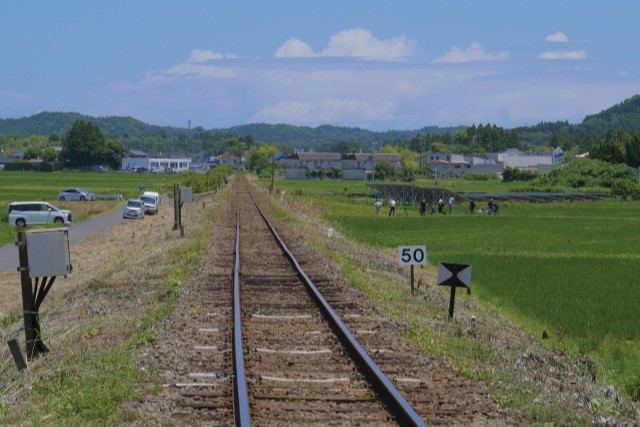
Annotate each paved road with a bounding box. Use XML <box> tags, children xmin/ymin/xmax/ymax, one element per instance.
<box><xmin>0</xmin><ymin>208</ymin><xmax>126</xmax><ymax>273</ymax></box>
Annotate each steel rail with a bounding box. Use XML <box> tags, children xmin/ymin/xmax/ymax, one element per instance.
<box><xmin>233</xmin><ymin>194</ymin><xmax>251</xmax><ymax>426</ymax></box>
<box><xmin>248</xmin><ymin>191</ymin><xmax>427</xmax><ymax>427</ymax></box>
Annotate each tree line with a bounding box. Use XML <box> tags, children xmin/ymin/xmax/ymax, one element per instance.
<box><xmin>3</xmin><ymin>94</ymin><xmax>640</xmax><ymax>174</ymax></box>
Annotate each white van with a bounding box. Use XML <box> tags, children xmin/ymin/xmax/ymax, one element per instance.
<box><xmin>8</xmin><ymin>202</ymin><xmax>72</xmax><ymax>228</ymax></box>
<box><xmin>142</xmin><ymin>191</ymin><xmax>161</xmax><ymax>206</ymax></box>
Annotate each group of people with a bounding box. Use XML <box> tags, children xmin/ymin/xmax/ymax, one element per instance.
<box><xmin>417</xmin><ymin>196</ymin><xmax>455</xmax><ymax>215</ymax></box>
<box><xmin>469</xmin><ymin>198</ymin><xmax>499</xmax><ymax>215</ymax></box>
<box><xmin>375</xmin><ymin>197</ymin><xmax>499</xmax><ymax>216</ymax></box>
<box><xmin>374</xmin><ymin>198</ymin><xmax>397</xmax><ymax>216</ymax></box>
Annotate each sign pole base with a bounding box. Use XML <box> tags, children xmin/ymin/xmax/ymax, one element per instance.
<box><xmin>448</xmin><ymin>285</ymin><xmax>456</xmax><ymax>320</ymax></box>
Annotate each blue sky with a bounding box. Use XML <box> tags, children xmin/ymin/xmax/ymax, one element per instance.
<box><xmin>1</xmin><ymin>1</ymin><xmax>640</xmax><ymax>131</ymax></box>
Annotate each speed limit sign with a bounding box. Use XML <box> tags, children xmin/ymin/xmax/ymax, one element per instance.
<box><xmin>398</xmin><ymin>246</ymin><xmax>427</xmax><ymax>266</ymax></box>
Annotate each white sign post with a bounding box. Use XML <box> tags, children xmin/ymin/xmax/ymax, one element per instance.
<box><xmin>397</xmin><ymin>246</ymin><xmax>427</xmax><ymax>294</ymax></box>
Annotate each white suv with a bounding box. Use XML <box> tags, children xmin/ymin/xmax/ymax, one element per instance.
<box><xmin>8</xmin><ymin>202</ymin><xmax>73</xmax><ymax>228</ymax></box>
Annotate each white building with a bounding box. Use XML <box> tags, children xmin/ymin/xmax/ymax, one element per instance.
<box><xmin>121</xmin><ymin>157</ymin><xmax>192</xmax><ymax>173</ymax></box>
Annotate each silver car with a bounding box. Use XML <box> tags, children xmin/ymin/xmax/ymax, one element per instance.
<box><xmin>122</xmin><ymin>199</ymin><xmax>145</xmax><ymax>219</ymax></box>
<box><xmin>58</xmin><ymin>188</ymin><xmax>95</xmax><ymax>201</ymax></box>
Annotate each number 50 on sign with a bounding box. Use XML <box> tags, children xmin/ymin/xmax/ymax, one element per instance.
<box><xmin>398</xmin><ymin>246</ymin><xmax>427</xmax><ymax>266</ymax></box>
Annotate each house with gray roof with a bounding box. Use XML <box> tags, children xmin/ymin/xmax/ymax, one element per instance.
<box><xmin>284</xmin><ymin>152</ymin><xmax>342</xmax><ymax>179</ymax></box>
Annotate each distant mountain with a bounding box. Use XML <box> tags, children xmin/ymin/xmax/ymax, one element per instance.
<box><xmin>228</xmin><ymin>123</ymin><xmax>461</xmax><ymax>147</ymax></box>
<box><xmin>0</xmin><ymin>111</ymin><xmax>183</xmax><ymax>139</ymax></box>
<box><xmin>2</xmin><ymin>94</ymin><xmax>640</xmax><ymax>147</ymax></box>
<box><xmin>582</xmin><ymin>94</ymin><xmax>640</xmax><ymax>133</ymax></box>
<box><xmin>0</xmin><ymin>112</ymin><xmax>463</xmax><ymax>146</ymax></box>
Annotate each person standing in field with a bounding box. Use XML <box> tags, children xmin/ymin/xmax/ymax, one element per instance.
<box><xmin>488</xmin><ymin>198</ymin><xmax>499</xmax><ymax>215</ymax></box>
<box><xmin>419</xmin><ymin>199</ymin><xmax>427</xmax><ymax>216</ymax></box>
<box><xmin>448</xmin><ymin>196</ymin><xmax>455</xmax><ymax>214</ymax></box>
<box><xmin>374</xmin><ymin>200</ymin><xmax>382</xmax><ymax>216</ymax></box>
<box><xmin>389</xmin><ymin>199</ymin><xmax>396</xmax><ymax>217</ymax></box>
<box><xmin>469</xmin><ymin>199</ymin><xmax>476</xmax><ymax>214</ymax></box>
<box><xmin>437</xmin><ymin>198</ymin><xmax>445</xmax><ymax>214</ymax></box>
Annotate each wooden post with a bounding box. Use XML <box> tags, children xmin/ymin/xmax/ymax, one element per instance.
<box><xmin>17</xmin><ymin>231</ymin><xmax>37</xmax><ymax>358</ymax></box>
<box><xmin>17</xmin><ymin>231</ymin><xmax>49</xmax><ymax>358</ymax></box>
<box><xmin>173</xmin><ymin>184</ymin><xmax>179</xmax><ymax>230</ymax></box>
<box><xmin>178</xmin><ymin>188</ymin><xmax>183</xmax><ymax>237</ymax></box>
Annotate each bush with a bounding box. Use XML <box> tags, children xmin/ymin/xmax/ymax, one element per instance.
<box><xmin>462</xmin><ymin>172</ymin><xmax>500</xmax><ymax>181</ymax></box>
<box><xmin>502</xmin><ymin>166</ymin><xmax>537</xmax><ymax>182</ymax></box>
<box><xmin>610</xmin><ymin>178</ymin><xmax>640</xmax><ymax>200</ymax></box>
<box><xmin>532</xmin><ymin>158</ymin><xmax>639</xmax><ymax>191</ymax></box>
<box><xmin>3</xmin><ymin>161</ymin><xmax>62</xmax><ymax>172</ymax></box>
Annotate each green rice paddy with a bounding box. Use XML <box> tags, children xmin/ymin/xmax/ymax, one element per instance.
<box><xmin>273</xmin><ymin>178</ymin><xmax>640</xmax><ymax>395</ymax></box>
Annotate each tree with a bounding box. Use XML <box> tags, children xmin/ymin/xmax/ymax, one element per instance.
<box><xmin>22</xmin><ymin>147</ymin><xmax>41</xmax><ymax>160</ymax></box>
<box><xmin>101</xmin><ymin>139</ymin><xmax>126</xmax><ymax>169</ymax></box>
<box><xmin>374</xmin><ymin>161</ymin><xmax>395</xmax><ymax>180</ymax></box>
<box><xmin>60</xmin><ymin>120</ymin><xmax>124</xmax><ymax>168</ymax></box>
<box><xmin>247</xmin><ymin>150</ymin><xmax>269</xmax><ymax>175</ymax></box>
<box><xmin>625</xmin><ymin>135</ymin><xmax>640</xmax><ymax>168</ymax></box>
<box><xmin>42</xmin><ymin>147</ymin><xmax>59</xmax><ymax>162</ymax></box>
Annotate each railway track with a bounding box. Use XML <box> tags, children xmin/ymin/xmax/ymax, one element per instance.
<box><xmin>150</xmin><ymin>178</ymin><xmax>514</xmax><ymax>426</ymax></box>
<box><xmin>171</xmin><ymin>184</ymin><xmax>423</xmax><ymax>425</ymax></box>
<box><xmin>235</xmin><ymin>188</ymin><xmax>424</xmax><ymax>426</ymax></box>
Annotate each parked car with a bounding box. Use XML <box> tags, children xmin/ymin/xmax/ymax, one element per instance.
<box><xmin>139</xmin><ymin>195</ymin><xmax>158</xmax><ymax>215</ymax></box>
<box><xmin>8</xmin><ymin>201</ymin><xmax>72</xmax><ymax>228</ymax></box>
<box><xmin>58</xmin><ymin>188</ymin><xmax>95</xmax><ymax>201</ymax></box>
<box><xmin>142</xmin><ymin>191</ymin><xmax>161</xmax><ymax>206</ymax></box>
<box><xmin>122</xmin><ymin>199</ymin><xmax>145</xmax><ymax>219</ymax></box>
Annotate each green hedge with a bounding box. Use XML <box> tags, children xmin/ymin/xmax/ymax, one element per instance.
<box><xmin>3</xmin><ymin>162</ymin><xmax>63</xmax><ymax>172</ymax></box>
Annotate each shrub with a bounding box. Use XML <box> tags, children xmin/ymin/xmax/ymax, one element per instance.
<box><xmin>532</xmin><ymin>158</ymin><xmax>638</xmax><ymax>191</ymax></box>
<box><xmin>610</xmin><ymin>178</ymin><xmax>640</xmax><ymax>200</ymax></box>
<box><xmin>3</xmin><ymin>161</ymin><xmax>62</xmax><ymax>172</ymax></box>
<box><xmin>502</xmin><ymin>166</ymin><xmax>537</xmax><ymax>182</ymax></box>
<box><xmin>462</xmin><ymin>172</ymin><xmax>500</xmax><ymax>181</ymax></box>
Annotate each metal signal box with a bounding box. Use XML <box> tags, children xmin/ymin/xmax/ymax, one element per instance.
<box><xmin>26</xmin><ymin>228</ymin><xmax>71</xmax><ymax>278</ymax></box>
<box><xmin>180</xmin><ymin>186</ymin><xmax>193</xmax><ymax>203</ymax></box>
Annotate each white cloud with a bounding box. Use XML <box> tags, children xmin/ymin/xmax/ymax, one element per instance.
<box><xmin>433</xmin><ymin>42</ymin><xmax>508</xmax><ymax>63</ymax></box>
<box><xmin>143</xmin><ymin>63</ymin><xmax>236</xmax><ymax>84</ymax></box>
<box><xmin>89</xmin><ymin>39</ymin><xmax>634</xmax><ymax>130</ymax></box>
<box><xmin>538</xmin><ymin>50</ymin><xmax>587</xmax><ymax>60</ymax></box>
<box><xmin>186</xmin><ymin>49</ymin><xmax>237</xmax><ymax>63</ymax></box>
<box><xmin>275</xmin><ymin>38</ymin><xmax>315</xmax><ymax>58</ymax></box>
<box><xmin>274</xmin><ymin>28</ymin><xmax>415</xmax><ymax>61</ymax></box>
<box><xmin>321</xmin><ymin>29</ymin><xmax>414</xmax><ymax>60</ymax></box>
<box><xmin>0</xmin><ymin>90</ymin><xmax>41</xmax><ymax>107</ymax></box>
<box><xmin>187</xmin><ymin>49</ymin><xmax>222</xmax><ymax>63</ymax></box>
<box><xmin>545</xmin><ymin>32</ymin><xmax>569</xmax><ymax>43</ymax></box>
<box><xmin>252</xmin><ymin>97</ymin><xmax>396</xmax><ymax>127</ymax></box>
<box><xmin>141</xmin><ymin>50</ymin><xmax>238</xmax><ymax>84</ymax></box>
<box><xmin>252</xmin><ymin>101</ymin><xmax>313</xmax><ymax>121</ymax></box>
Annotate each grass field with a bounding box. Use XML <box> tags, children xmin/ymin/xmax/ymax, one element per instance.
<box><xmin>0</xmin><ymin>171</ymin><xmax>181</xmax><ymax>244</ymax></box>
<box><xmin>270</xmin><ymin>177</ymin><xmax>640</xmax><ymax>397</ymax></box>
<box><xmin>0</xmin><ymin>170</ymin><xmax>179</xmax><ymax>201</ymax></box>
